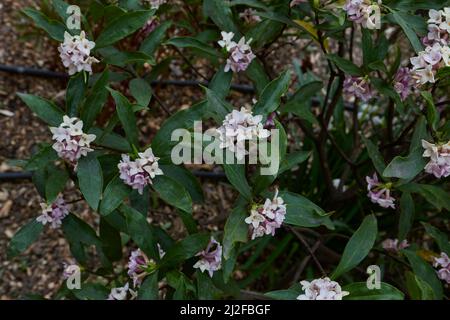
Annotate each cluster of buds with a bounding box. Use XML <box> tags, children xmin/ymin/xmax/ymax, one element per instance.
<box><xmin>297</xmin><ymin>277</ymin><xmax>349</xmax><ymax>300</ymax></box>
<box><xmin>366</xmin><ymin>173</ymin><xmax>395</xmax><ymax>209</ymax></box>
<box><xmin>239</xmin><ymin>9</ymin><xmax>262</xmax><ymax>24</ymax></box>
<box><xmin>58</xmin><ymin>31</ymin><xmax>99</xmax><ymax>75</ymax></box>
<box><xmin>343</xmin><ymin>0</ymin><xmax>382</xmax><ymax>30</ymax></box>
<box><xmin>218</xmin><ymin>32</ymin><xmax>256</xmax><ymax>73</ymax></box>
<box><xmin>217</xmin><ymin>107</ymin><xmax>271</xmax><ymax>160</ymax></box>
<box><xmin>127</xmin><ymin>249</ymin><xmax>158</xmax><ymax>287</ymax></box>
<box><xmin>343</xmin><ymin>76</ymin><xmax>373</xmax><ymax>102</ymax></box>
<box><xmin>118</xmin><ymin>147</ymin><xmax>164</xmax><ymax>195</ymax></box>
<box><xmin>393</xmin><ymin>67</ymin><xmax>414</xmax><ymax>101</ymax></box>
<box><xmin>410</xmin><ymin>9</ymin><xmax>450</xmax><ymax>85</ymax></box>
<box><xmin>381</xmin><ymin>238</ymin><xmax>409</xmax><ymax>253</ymax></box>
<box><xmin>146</xmin><ymin>0</ymin><xmax>167</xmax><ymax>9</ymax></box>
<box><xmin>245</xmin><ymin>190</ymin><xmax>286</xmax><ymax>240</ymax></box>
<box><xmin>433</xmin><ymin>252</ymin><xmax>450</xmax><ymax>284</ymax></box>
<box><xmin>50</xmin><ymin>116</ymin><xmax>96</xmax><ymax>165</ymax></box>
<box><xmin>107</xmin><ymin>283</ymin><xmax>137</xmax><ymax>300</ymax></box>
<box><xmin>193</xmin><ymin>237</ymin><xmax>222</xmax><ymax>277</ymax></box>
<box><xmin>36</xmin><ymin>195</ymin><xmax>69</xmax><ymax>229</ymax></box>
<box><xmin>422</xmin><ymin>140</ymin><xmax>450</xmax><ymax>178</ymax></box>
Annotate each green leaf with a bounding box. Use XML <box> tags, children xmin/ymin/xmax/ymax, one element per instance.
<box><xmin>98</xmin><ymin>47</ymin><xmax>155</xmax><ymax>67</ymax></box>
<box><xmin>203</xmin><ymin>0</ymin><xmax>239</xmax><ymax>34</ymax></box>
<box><xmin>109</xmin><ymin>88</ymin><xmax>139</xmax><ymax>147</ymax></box>
<box><xmin>399</xmin><ymin>183</ymin><xmax>450</xmax><ymax>211</ymax></box>
<box><xmin>89</xmin><ymin>127</ymin><xmax>132</xmax><ymax>153</ymax></box>
<box><xmin>17</xmin><ymin>93</ymin><xmax>64</xmax><ymax>126</ymax></box>
<box><xmin>332</xmin><ymin>215</ymin><xmax>377</xmax><ymax>279</ymax></box>
<box><xmin>382</xmin><ymin>148</ymin><xmax>426</xmax><ymax>180</ymax></box>
<box><xmin>22</xmin><ymin>8</ymin><xmax>66</xmax><ymax>41</ymax></box>
<box><xmin>421</xmin><ymin>223</ymin><xmax>450</xmax><ymax>256</ymax></box>
<box><xmin>398</xmin><ymin>192</ymin><xmax>414</xmax><ymax>241</ymax></box>
<box><xmin>138</xmin><ymin>271</ymin><xmax>159</xmax><ymax>300</ymax></box>
<box><xmin>403</xmin><ymin>249</ymin><xmax>443</xmax><ymax>300</ymax></box>
<box><xmin>140</xmin><ymin>21</ymin><xmax>172</xmax><ymax>56</ymax></box>
<box><xmin>391</xmin><ymin>11</ymin><xmax>423</xmax><ymax>54</ymax></box>
<box><xmin>25</xmin><ymin>145</ymin><xmax>58</xmax><ymax>171</ymax></box>
<box><xmin>343</xmin><ymin>282</ymin><xmax>404</xmax><ymax>300</ymax></box>
<box><xmin>7</xmin><ymin>219</ymin><xmax>44</xmax><ymax>258</ymax></box>
<box><xmin>99</xmin><ymin>217</ymin><xmax>122</xmax><ymax>262</ymax></box>
<box><xmin>45</xmin><ymin>168</ymin><xmax>69</xmax><ymax>203</ymax></box>
<box><xmin>95</xmin><ymin>10</ymin><xmax>155</xmax><ymax>48</ymax></box>
<box><xmin>326</xmin><ymin>54</ymin><xmax>363</xmax><ymax>76</ymax></box>
<box><xmin>159</xmin><ymin>165</ymin><xmax>204</xmax><ymax>203</ymax></box>
<box><xmin>245</xmin><ymin>59</ymin><xmax>270</xmax><ymax>94</ymax></box>
<box><xmin>166</xmin><ymin>37</ymin><xmax>220</xmax><ymax>58</ymax></box>
<box><xmin>80</xmin><ymin>69</ymin><xmax>110</xmax><ymax>130</ymax></box>
<box><xmin>99</xmin><ymin>176</ymin><xmax>131</xmax><ymax>216</ymax></box>
<box><xmin>130</xmin><ymin>78</ymin><xmax>152</xmax><ymax>107</ymax></box>
<box><xmin>421</xmin><ymin>91</ymin><xmax>440</xmax><ymax>131</ymax></box>
<box><xmin>152</xmin><ymin>102</ymin><xmax>206</xmax><ymax>161</ymax></box>
<box><xmin>279</xmin><ymin>191</ymin><xmax>334</xmax><ymax>229</ymax></box>
<box><xmin>209</xmin><ymin>65</ymin><xmax>233</xmax><ymax>100</ymax></box>
<box><xmin>66</xmin><ymin>72</ymin><xmax>86</xmax><ymax>117</ymax></box>
<box><xmin>223</xmin><ymin>164</ymin><xmax>252</xmax><ymax>201</ymax></box>
<box><xmin>72</xmin><ymin>283</ymin><xmax>109</xmax><ymax>300</ymax></box>
<box><xmin>77</xmin><ymin>153</ymin><xmax>103</xmax><ymax>211</ymax></box>
<box><xmin>62</xmin><ymin>214</ymin><xmax>101</xmax><ymax>246</ymax></box>
<box><xmin>265</xmin><ymin>286</ymin><xmax>301</xmax><ymax>300</ymax></box>
<box><xmin>196</xmin><ymin>271</ymin><xmax>222</xmax><ymax>300</ymax></box>
<box><xmin>405</xmin><ymin>271</ymin><xmax>435</xmax><ymax>300</ymax></box>
<box><xmin>362</xmin><ymin>137</ymin><xmax>386</xmax><ymax>176</ymax></box>
<box><xmin>120</xmin><ymin>204</ymin><xmax>158</xmax><ymax>259</ymax></box>
<box><xmin>160</xmin><ymin>233</ymin><xmax>210</xmax><ymax>268</ymax></box>
<box><xmin>223</xmin><ymin>200</ymin><xmax>248</xmax><ymax>259</ymax></box>
<box><xmin>152</xmin><ymin>175</ymin><xmax>193</xmax><ymax>214</ymax></box>
<box><xmin>204</xmin><ymin>86</ymin><xmax>233</xmax><ymax>123</ymax></box>
<box><xmin>253</xmin><ymin>70</ymin><xmax>291</xmax><ymax>116</ymax></box>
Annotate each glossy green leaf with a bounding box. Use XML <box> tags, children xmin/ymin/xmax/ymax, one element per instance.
<box><xmin>77</xmin><ymin>153</ymin><xmax>103</xmax><ymax>211</ymax></box>
<box><xmin>17</xmin><ymin>93</ymin><xmax>64</xmax><ymax>126</ymax></box>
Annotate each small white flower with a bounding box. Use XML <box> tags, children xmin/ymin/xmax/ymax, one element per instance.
<box><xmin>297</xmin><ymin>277</ymin><xmax>349</xmax><ymax>300</ymax></box>
<box><xmin>218</xmin><ymin>31</ymin><xmax>236</xmax><ymax>51</ymax></box>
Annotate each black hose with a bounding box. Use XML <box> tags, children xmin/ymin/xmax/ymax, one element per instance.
<box><xmin>0</xmin><ymin>64</ymin><xmax>255</xmax><ymax>93</ymax></box>
<box><xmin>0</xmin><ymin>170</ymin><xmax>225</xmax><ymax>182</ymax></box>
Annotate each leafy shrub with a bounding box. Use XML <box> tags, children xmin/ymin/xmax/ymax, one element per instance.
<box><xmin>9</xmin><ymin>0</ymin><xmax>450</xmax><ymax>300</ymax></box>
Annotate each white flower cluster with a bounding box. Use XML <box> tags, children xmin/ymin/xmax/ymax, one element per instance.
<box><xmin>50</xmin><ymin>116</ymin><xmax>96</xmax><ymax>165</ymax></box>
<box><xmin>118</xmin><ymin>147</ymin><xmax>164</xmax><ymax>194</ymax></box>
<box><xmin>343</xmin><ymin>0</ymin><xmax>382</xmax><ymax>30</ymax></box>
<box><xmin>146</xmin><ymin>0</ymin><xmax>167</xmax><ymax>9</ymax></box>
<box><xmin>422</xmin><ymin>140</ymin><xmax>450</xmax><ymax>178</ymax></box>
<box><xmin>297</xmin><ymin>277</ymin><xmax>349</xmax><ymax>300</ymax></box>
<box><xmin>217</xmin><ymin>107</ymin><xmax>271</xmax><ymax>160</ymax></box>
<box><xmin>433</xmin><ymin>252</ymin><xmax>450</xmax><ymax>284</ymax></box>
<box><xmin>245</xmin><ymin>190</ymin><xmax>286</xmax><ymax>240</ymax></box>
<box><xmin>218</xmin><ymin>32</ymin><xmax>256</xmax><ymax>73</ymax></box>
<box><xmin>58</xmin><ymin>31</ymin><xmax>99</xmax><ymax>75</ymax></box>
<box><xmin>107</xmin><ymin>283</ymin><xmax>137</xmax><ymax>300</ymax></box>
<box><xmin>193</xmin><ymin>237</ymin><xmax>222</xmax><ymax>277</ymax></box>
<box><xmin>410</xmin><ymin>9</ymin><xmax>450</xmax><ymax>85</ymax></box>
<box><xmin>36</xmin><ymin>195</ymin><xmax>69</xmax><ymax>229</ymax></box>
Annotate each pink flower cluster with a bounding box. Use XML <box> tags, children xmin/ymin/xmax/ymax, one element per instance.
<box><xmin>217</xmin><ymin>107</ymin><xmax>271</xmax><ymax>160</ymax></box>
<box><xmin>245</xmin><ymin>190</ymin><xmax>286</xmax><ymax>240</ymax></box>
<box><xmin>193</xmin><ymin>237</ymin><xmax>222</xmax><ymax>277</ymax></box>
<box><xmin>50</xmin><ymin>116</ymin><xmax>96</xmax><ymax>165</ymax></box>
<box><xmin>58</xmin><ymin>31</ymin><xmax>99</xmax><ymax>75</ymax></box>
<box><xmin>127</xmin><ymin>249</ymin><xmax>157</xmax><ymax>287</ymax></box>
<box><xmin>36</xmin><ymin>195</ymin><xmax>69</xmax><ymax>229</ymax></box>
<box><xmin>381</xmin><ymin>238</ymin><xmax>409</xmax><ymax>253</ymax></box>
<box><xmin>118</xmin><ymin>147</ymin><xmax>163</xmax><ymax>194</ymax></box>
<box><xmin>366</xmin><ymin>173</ymin><xmax>395</xmax><ymax>209</ymax></box>
<box><xmin>411</xmin><ymin>9</ymin><xmax>450</xmax><ymax>85</ymax></box>
<box><xmin>107</xmin><ymin>283</ymin><xmax>137</xmax><ymax>300</ymax></box>
<box><xmin>239</xmin><ymin>9</ymin><xmax>261</xmax><ymax>24</ymax></box>
<box><xmin>393</xmin><ymin>67</ymin><xmax>413</xmax><ymax>101</ymax></box>
<box><xmin>422</xmin><ymin>140</ymin><xmax>450</xmax><ymax>178</ymax></box>
<box><xmin>297</xmin><ymin>277</ymin><xmax>349</xmax><ymax>300</ymax></box>
<box><xmin>343</xmin><ymin>0</ymin><xmax>381</xmax><ymax>30</ymax></box>
<box><xmin>343</xmin><ymin>76</ymin><xmax>373</xmax><ymax>102</ymax></box>
<box><xmin>433</xmin><ymin>252</ymin><xmax>450</xmax><ymax>284</ymax></box>
<box><xmin>218</xmin><ymin>32</ymin><xmax>256</xmax><ymax>73</ymax></box>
